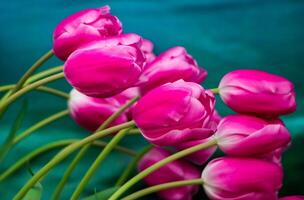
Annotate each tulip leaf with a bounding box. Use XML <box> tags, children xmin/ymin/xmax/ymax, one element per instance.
<box><xmin>83</xmin><ymin>187</ymin><xmax>119</xmax><ymax>200</ymax></box>
<box><xmin>0</xmin><ymin>101</ymin><xmax>27</xmax><ymax>163</ymax></box>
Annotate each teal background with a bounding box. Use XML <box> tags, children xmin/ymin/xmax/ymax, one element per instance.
<box><xmin>0</xmin><ymin>0</ymin><xmax>304</xmax><ymax>199</ymax></box>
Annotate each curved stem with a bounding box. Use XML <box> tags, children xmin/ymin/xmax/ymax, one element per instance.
<box><xmin>115</xmin><ymin>145</ymin><xmax>152</xmax><ymax>187</ymax></box>
<box><xmin>0</xmin><ymin>84</ymin><xmax>69</xmax><ymax>99</ymax></box>
<box><xmin>13</xmin><ymin>121</ymin><xmax>135</xmax><ymax>200</ymax></box>
<box><xmin>0</xmin><ymin>72</ymin><xmax>65</xmax><ymax>116</ymax></box>
<box><xmin>25</xmin><ymin>66</ymin><xmax>63</xmax><ymax>84</ymax></box>
<box><xmin>52</xmin><ymin>96</ymin><xmax>139</xmax><ymax>199</ymax></box>
<box><xmin>70</xmin><ymin>128</ymin><xmax>130</xmax><ymax>200</ymax></box>
<box><xmin>109</xmin><ymin>139</ymin><xmax>217</xmax><ymax>200</ymax></box>
<box><xmin>210</xmin><ymin>88</ymin><xmax>219</xmax><ymax>94</ymax></box>
<box><xmin>51</xmin><ymin>145</ymin><xmax>89</xmax><ymax>200</ymax></box>
<box><xmin>122</xmin><ymin>179</ymin><xmax>204</xmax><ymax>200</ymax></box>
<box><xmin>96</xmin><ymin>96</ymin><xmax>140</xmax><ymax>132</ymax></box>
<box><xmin>13</xmin><ymin>110</ymin><xmax>69</xmax><ymax>145</ymax></box>
<box><xmin>11</xmin><ymin>49</ymin><xmax>54</xmax><ymax>94</ymax></box>
<box><xmin>0</xmin><ymin>139</ymin><xmax>136</xmax><ymax>182</ymax></box>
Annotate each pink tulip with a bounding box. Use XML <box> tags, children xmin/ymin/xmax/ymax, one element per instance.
<box><xmin>202</xmin><ymin>157</ymin><xmax>283</xmax><ymax>200</ymax></box>
<box><xmin>68</xmin><ymin>89</ymin><xmax>129</xmax><ymax>131</ymax></box>
<box><xmin>138</xmin><ymin>46</ymin><xmax>207</xmax><ymax>94</ymax></box>
<box><xmin>280</xmin><ymin>196</ymin><xmax>304</xmax><ymax>200</ymax></box>
<box><xmin>140</xmin><ymin>39</ymin><xmax>156</xmax><ymax>64</ymax></box>
<box><xmin>219</xmin><ymin>69</ymin><xmax>296</xmax><ymax>117</ymax></box>
<box><xmin>53</xmin><ymin>5</ymin><xmax>122</xmax><ymax>60</ymax></box>
<box><xmin>215</xmin><ymin>115</ymin><xmax>291</xmax><ymax>157</ymax></box>
<box><xmin>138</xmin><ymin>147</ymin><xmax>200</xmax><ymax>200</ymax></box>
<box><xmin>133</xmin><ymin>80</ymin><xmax>215</xmax><ymax>146</ymax></box>
<box><xmin>64</xmin><ymin>34</ymin><xmax>145</xmax><ymax>98</ymax></box>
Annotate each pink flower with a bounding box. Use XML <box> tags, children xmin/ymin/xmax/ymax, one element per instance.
<box><xmin>68</xmin><ymin>89</ymin><xmax>129</xmax><ymax>131</ymax></box>
<box><xmin>138</xmin><ymin>46</ymin><xmax>207</xmax><ymax>94</ymax></box>
<box><xmin>202</xmin><ymin>157</ymin><xmax>283</xmax><ymax>200</ymax></box>
<box><xmin>140</xmin><ymin>39</ymin><xmax>156</xmax><ymax>64</ymax></box>
<box><xmin>138</xmin><ymin>147</ymin><xmax>200</xmax><ymax>200</ymax></box>
<box><xmin>64</xmin><ymin>34</ymin><xmax>145</xmax><ymax>98</ymax></box>
<box><xmin>133</xmin><ymin>80</ymin><xmax>215</xmax><ymax>146</ymax></box>
<box><xmin>215</xmin><ymin>115</ymin><xmax>291</xmax><ymax>157</ymax></box>
<box><xmin>53</xmin><ymin>5</ymin><xmax>122</xmax><ymax>60</ymax></box>
<box><xmin>280</xmin><ymin>196</ymin><xmax>304</xmax><ymax>200</ymax></box>
<box><xmin>219</xmin><ymin>69</ymin><xmax>296</xmax><ymax>117</ymax></box>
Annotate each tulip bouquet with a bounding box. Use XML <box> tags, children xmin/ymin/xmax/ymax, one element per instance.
<box><xmin>0</xmin><ymin>5</ymin><xmax>302</xmax><ymax>200</ymax></box>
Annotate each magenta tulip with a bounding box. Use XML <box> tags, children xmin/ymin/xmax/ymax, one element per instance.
<box><xmin>280</xmin><ymin>196</ymin><xmax>304</xmax><ymax>200</ymax></box>
<box><xmin>219</xmin><ymin>69</ymin><xmax>296</xmax><ymax>116</ymax></box>
<box><xmin>138</xmin><ymin>46</ymin><xmax>207</xmax><ymax>94</ymax></box>
<box><xmin>138</xmin><ymin>147</ymin><xmax>200</xmax><ymax>200</ymax></box>
<box><xmin>64</xmin><ymin>33</ymin><xmax>145</xmax><ymax>98</ymax></box>
<box><xmin>133</xmin><ymin>80</ymin><xmax>215</xmax><ymax>146</ymax></box>
<box><xmin>140</xmin><ymin>39</ymin><xmax>156</xmax><ymax>64</ymax></box>
<box><xmin>202</xmin><ymin>157</ymin><xmax>283</xmax><ymax>200</ymax></box>
<box><xmin>215</xmin><ymin>115</ymin><xmax>291</xmax><ymax>157</ymax></box>
<box><xmin>53</xmin><ymin>5</ymin><xmax>122</xmax><ymax>60</ymax></box>
<box><xmin>68</xmin><ymin>89</ymin><xmax>128</xmax><ymax>131</ymax></box>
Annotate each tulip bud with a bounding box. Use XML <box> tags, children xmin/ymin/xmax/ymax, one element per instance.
<box><xmin>219</xmin><ymin>69</ymin><xmax>296</xmax><ymax>117</ymax></box>
<box><xmin>280</xmin><ymin>196</ymin><xmax>304</xmax><ymax>200</ymax></box>
<box><xmin>64</xmin><ymin>34</ymin><xmax>145</xmax><ymax>98</ymax></box>
<box><xmin>138</xmin><ymin>46</ymin><xmax>207</xmax><ymax>94</ymax></box>
<box><xmin>140</xmin><ymin>39</ymin><xmax>156</xmax><ymax>64</ymax></box>
<box><xmin>215</xmin><ymin>114</ymin><xmax>291</xmax><ymax>157</ymax></box>
<box><xmin>133</xmin><ymin>80</ymin><xmax>215</xmax><ymax>146</ymax></box>
<box><xmin>53</xmin><ymin>5</ymin><xmax>122</xmax><ymax>60</ymax></box>
<box><xmin>138</xmin><ymin>147</ymin><xmax>200</xmax><ymax>200</ymax></box>
<box><xmin>68</xmin><ymin>89</ymin><xmax>129</xmax><ymax>131</ymax></box>
<box><xmin>202</xmin><ymin>157</ymin><xmax>283</xmax><ymax>200</ymax></box>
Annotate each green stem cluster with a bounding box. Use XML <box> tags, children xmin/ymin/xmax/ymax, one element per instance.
<box><xmin>13</xmin><ymin>121</ymin><xmax>135</xmax><ymax>200</ymax></box>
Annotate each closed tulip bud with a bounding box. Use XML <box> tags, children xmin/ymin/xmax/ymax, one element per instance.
<box><xmin>280</xmin><ymin>196</ymin><xmax>304</xmax><ymax>200</ymax></box>
<box><xmin>53</xmin><ymin>5</ymin><xmax>122</xmax><ymax>60</ymax></box>
<box><xmin>64</xmin><ymin>34</ymin><xmax>145</xmax><ymax>98</ymax></box>
<box><xmin>202</xmin><ymin>157</ymin><xmax>283</xmax><ymax>200</ymax></box>
<box><xmin>140</xmin><ymin>39</ymin><xmax>156</xmax><ymax>64</ymax></box>
<box><xmin>138</xmin><ymin>46</ymin><xmax>207</xmax><ymax>94</ymax></box>
<box><xmin>219</xmin><ymin>69</ymin><xmax>296</xmax><ymax>117</ymax></box>
<box><xmin>133</xmin><ymin>80</ymin><xmax>215</xmax><ymax>146</ymax></box>
<box><xmin>215</xmin><ymin>115</ymin><xmax>291</xmax><ymax>157</ymax></box>
<box><xmin>138</xmin><ymin>147</ymin><xmax>200</xmax><ymax>200</ymax></box>
<box><xmin>68</xmin><ymin>89</ymin><xmax>128</xmax><ymax>131</ymax></box>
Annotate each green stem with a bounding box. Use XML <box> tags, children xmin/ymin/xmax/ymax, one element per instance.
<box><xmin>210</xmin><ymin>88</ymin><xmax>219</xmax><ymax>94</ymax></box>
<box><xmin>51</xmin><ymin>145</ymin><xmax>90</xmax><ymax>200</ymax></box>
<box><xmin>96</xmin><ymin>96</ymin><xmax>140</xmax><ymax>132</ymax></box>
<box><xmin>13</xmin><ymin>109</ymin><xmax>69</xmax><ymax>145</ymax></box>
<box><xmin>0</xmin><ymin>139</ymin><xmax>136</xmax><ymax>182</ymax></box>
<box><xmin>109</xmin><ymin>139</ymin><xmax>217</xmax><ymax>200</ymax></box>
<box><xmin>70</xmin><ymin>128</ymin><xmax>130</xmax><ymax>200</ymax></box>
<box><xmin>52</xmin><ymin>96</ymin><xmax>139</xmax><ymax>199</ymax></box>
<box><xmin>115</xmin><ymin>145</ymin><xmax>152</xmax><ymax>187</ymax></box>
<box><xmin>122</xmin><ymin>179</ymin><xmax>204</xmax><ymax>200</ymax></box>
<box><xmin>25</xmin><ymin>66</ymin><xmax>63</xmax><ymax>84</ymax></box>
<box><xmin>11</xmin><ymin>49</ymin><xmax>54</xmax><ymax>94</ymax></box>
<box><xmin>0</xmin><ymin>84</ymin><xmax>68</xmax><ymax>99</ymax></box>
<box><xmin>13</xmin><ymin>121</ymin><xmax>135</xmax><ymax>200</ymax></box>
<box><xmin>0</xmin><ymin>72</ymin><xmax>65</xmax><ymax>116</ymax></box>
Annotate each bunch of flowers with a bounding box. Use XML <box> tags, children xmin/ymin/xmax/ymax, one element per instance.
<box><xmin>0</xmin><ymin>5</ymin><xmax>302</xmax><ymax>200</ymax></box>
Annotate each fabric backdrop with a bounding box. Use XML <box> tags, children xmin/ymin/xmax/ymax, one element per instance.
<box><xmin>0</xmin><ymin>0</ymin><xmax>303</xmax><ymax>199</ymax></box>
